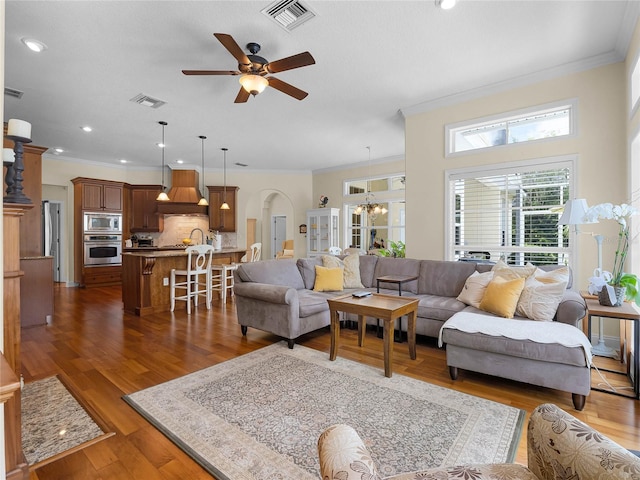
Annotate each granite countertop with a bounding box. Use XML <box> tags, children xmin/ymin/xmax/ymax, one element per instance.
<box><xmin>122</xmin><ymin>247</ymin><xmax>246</xmax><ymax>258</ymax></box>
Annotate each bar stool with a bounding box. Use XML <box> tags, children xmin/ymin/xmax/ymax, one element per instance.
<box><xmin>211</xmin><ymin>263</ymin><xmax>238</xmax><ymax>303</ymax></box>
<box><xmin>170</xmin><ymin>244</ymin><xmax>214</xmax><ymax>314</ymax></box>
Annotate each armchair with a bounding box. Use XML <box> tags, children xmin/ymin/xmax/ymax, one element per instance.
<box><xmin>318</xmin><ymin>403</ymin><xmax>640</xmax><ymax>480</ymax></box>
<box><xmin>276</xmin><ymin>239</ymin><xmax>294</xmax><ymax>259</ymax></box>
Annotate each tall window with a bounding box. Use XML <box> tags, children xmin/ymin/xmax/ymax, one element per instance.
<box><xmin>446</xmin><ymin>157</ymin><xmax>574</xmax><ymax>266</ymax></box>
<box><xmin>344</xmin><ymin>174</ymin><xmax>405</xmax><ymax>251</ymax></box>
<box><xmin>446</xmin><ymin>100</ymin><xmax>576</xmax><ymax>155</ymax></box>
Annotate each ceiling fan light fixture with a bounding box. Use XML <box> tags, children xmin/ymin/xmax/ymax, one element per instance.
<box><xmin>239</xmin><ymin>74</ymin><xmax>269</xmax><ymax>96</ymax></box>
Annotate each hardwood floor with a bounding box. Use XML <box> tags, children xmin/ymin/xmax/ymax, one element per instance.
<box><xmin>21</xmin><ymin>285</ymin><xmax>640</xmax><ymax>479</ymax></box>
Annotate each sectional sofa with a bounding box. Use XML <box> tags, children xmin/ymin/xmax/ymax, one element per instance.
<box><xmin>234</xmin><ymin>255</ymin><xmax>591</xmax><ymax>409</ymax></box>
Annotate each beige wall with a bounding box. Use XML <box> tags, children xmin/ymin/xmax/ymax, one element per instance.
<box><xmin>41</xmin><ymin>157</ymin><xmax>313</xmax><ymax>283</ymax></box>
<box><xmin>405</xmin><ymin>62</ymin><xmax>628</xmax><ymax>292</ymax></box>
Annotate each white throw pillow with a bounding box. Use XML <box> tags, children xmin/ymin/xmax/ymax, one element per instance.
<box><xmin>515</xmin><ymin>268</ymin><xmax>569</xmax><ymax>321</ymax></box>
<box><xmin>457</xmin><ymin>271</ymin><xmax>494</xmax><ymax>308</ymax></box>
<box><xmin>492</xmin><ymin>259</ymin><xmax>537</xmax><ymax>281</ymax></box>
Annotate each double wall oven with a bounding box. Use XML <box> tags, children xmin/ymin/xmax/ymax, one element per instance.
<box><xmin>83</xmin><ymin>212</ymin><xmax>122</xmax><ymax>266</ymax></box>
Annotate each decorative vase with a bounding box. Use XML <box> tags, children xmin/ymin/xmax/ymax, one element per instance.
<box><xmin>598</xmin><ymin>285</ymin><xmax>626</xmax><ymax>307</ymax></box>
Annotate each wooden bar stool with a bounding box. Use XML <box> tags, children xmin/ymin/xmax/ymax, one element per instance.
<box><xmin>170</xmin><ymin>244</ymin><xmax>214</xmax><ymax>314</ymax></box>
<box><xmin>211</xmin><ymin>263</ymin><xmax>238</xmax><ymax>303</ymax></box>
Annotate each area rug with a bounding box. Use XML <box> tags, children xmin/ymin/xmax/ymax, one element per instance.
<box><xmin>22</xmin><ymin>376</ymin><xmax>113</xmax><ymax>466</ymax></box>
<box><xmin>123</xmin><ymin>342</ymin><xmax>525</xmax><ymax>479</ymax></box>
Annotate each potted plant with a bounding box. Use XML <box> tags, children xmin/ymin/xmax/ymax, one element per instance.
<box><xmin>584</xmin><ymin>203</ymin><xmax>639</xmax><ymax>306</ymax></box>
<box><xmin>379</xmin><ymin>240</ymin><xmax>406</xmax><ymax>258</ymax></box>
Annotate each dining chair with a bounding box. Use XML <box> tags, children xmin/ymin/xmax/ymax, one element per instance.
<box><xmin>170</xmin><ymin>244</ymin><xmax>214</xmax><ymax>314</ymax></box>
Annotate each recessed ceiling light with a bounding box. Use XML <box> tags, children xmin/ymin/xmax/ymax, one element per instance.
<box><xmin>81</xmin><ymin>126</ymin><xmax>92</xmax><ymax>132</ymax></box>
<box><xmin>176</xmin><ymin>159</ymin><xmax>184</xmax><ymax>164</ymax></box>
<box><xmin>21</xmin><ymin>37</ymin><xmax>47</xmax><ymax>53</ymax></box>
<box><xmin>435</xmin><ymin>0</ymin><xmax>456</xmax><ymax>9</ymax></box>
<box><xmin>54</xmin><ymin>148</ymin><xmax>64</xmax><ymax>153</ymax></box>
<box><xmin>119</xmin><ymin>159</ymin><xmax>127</xmax><ymax>164</ymax></box>
<box><xmin>157</xmin><ymin>142</ymin><xmax>165</xmax><ymax>148</ymax></box>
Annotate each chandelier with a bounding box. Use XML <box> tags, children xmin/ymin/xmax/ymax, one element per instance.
<box><xmin>354</xmin><ymin>146</ymin><xmax>388</xmax><ymax>219</ymax></box>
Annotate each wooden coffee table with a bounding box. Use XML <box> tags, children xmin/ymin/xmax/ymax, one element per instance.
<box><xmin>327</xmin><ymin>293</ymin><xmax>419</xmax><ymax>377</ymax></box>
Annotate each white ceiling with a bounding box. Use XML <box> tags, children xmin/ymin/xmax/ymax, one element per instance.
<box><xmin>4</xmin><ymin>1</ymin><xmax>638</xmax><ymax>174</ymax></box>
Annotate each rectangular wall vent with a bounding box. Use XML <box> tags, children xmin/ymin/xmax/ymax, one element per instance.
<box><xmin>129</xmin><ymin>93</ymin><xmax>166</xmax><ymax>109</ymax></box>
<box><xmin>261</xmin><ymin>0</ymin><xmax>316</xmax><ymax>32</ymax></box>
<box><xmin>4</xmin><ymin>87</ymin><xmax>24</xmax><ymax>99</ymax></box>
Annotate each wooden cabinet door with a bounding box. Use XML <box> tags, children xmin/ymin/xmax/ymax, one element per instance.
<box><xmin>130</xmin><ymin>187</ymin><xmax>162</xmax><ymax>232</ymax></box>
<box><xmin>83</xmin><ymin>183</ymin><xmax>104</xmax><ymax>210</ymax></box>
<box><xmin>103</xmin><ymin>184</ymin><xmax>123</xmax><ymax>211</ymax></box>
<box><xmin>208</xmin><ymin>186</ymin><xmax>238</xmax><ymax>232</ymax></box>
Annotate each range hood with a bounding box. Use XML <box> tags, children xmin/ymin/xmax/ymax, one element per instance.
<box><xmin>156</xmin><ymin>169</ymin><xmax>208</xmax><ymax>215</ymax></box>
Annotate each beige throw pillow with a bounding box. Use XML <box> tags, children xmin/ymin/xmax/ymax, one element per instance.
<box><xmin>492</xmin><ymin>259</ymin><xmax>537</xmax><ymax>281</ymax></box>
<box><xmin>457</xmin><ymin>271</ymin><xmax>494</xmax><ymax>308</ymax></box>
<box><xmin>322</xmin><ymin>254</ymin><xmax>364</xmax><ymax>289</ymax></box>
<box><xmin>515</xmin><ymin>267</ymin><xmax>569</xmax><ymax>321</ymax></box>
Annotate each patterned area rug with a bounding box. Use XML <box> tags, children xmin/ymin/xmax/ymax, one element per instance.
<box><xmin>22</xmin><ymin>376</ymin><xmax>112</xmax><ymax>466</ymax></box>
<box><xmin>124</xmin><ymin>342</ymin><xmax>525</xmax><ymax>479</ymax></box>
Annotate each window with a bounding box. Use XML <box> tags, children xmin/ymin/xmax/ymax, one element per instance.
<box><xmin>344</xmin><ymin>173</ymin><xmax>405</xmax><ymax>251</ymax></box>
<box><xmin>446</xmin><ymin>101</ymin><xmax>576</xmax><ymax>155</ymax></box>
<box><xmin>446</xmin><ymin>157</ymin><xmax>575</xmax><ymax>266</ymax></box>
<box><xmin>631</xmin><ymin>51</ymin><xmax>640</xmax><ymax>115</ymax></box>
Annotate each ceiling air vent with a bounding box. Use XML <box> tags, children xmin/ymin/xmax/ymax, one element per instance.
<box><xmin>129</xmin><ymin>93</ymin><xmax>166</xmax><ymax>109</ymax></box>
<box><xmin>261</xmin><ymin>0</ymin><xmax>316</xmax><ymax>32</ymax></box>
<box><xmin>4</xmin><ymin>87</ymin><xmax>24</xmax><ymax>99</ymax></box>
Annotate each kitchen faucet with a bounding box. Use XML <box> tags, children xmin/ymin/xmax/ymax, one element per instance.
<box><xmin>189</xmin><ymin>228</ymin><xmax>205</xmax><ymax>245</ymax></box>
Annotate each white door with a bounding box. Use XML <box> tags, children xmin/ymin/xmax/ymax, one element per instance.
<box><xmin>271</xmin><ymin>215</ymin><xmax>287</xmax><ymax>258</ymax></box>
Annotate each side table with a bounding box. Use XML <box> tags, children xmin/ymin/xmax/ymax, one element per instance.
<box><xmin>376</xmin><ymin>274</ymin><xmax>419</xmax><ymax>342</ymax></box>
<box><xmin>582</xmin><ymin>294</ymin><xmax>640</xmax><ymax>399</ymax></box>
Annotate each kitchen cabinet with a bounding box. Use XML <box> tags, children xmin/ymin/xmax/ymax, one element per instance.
<box><xmin>72</xmin><ymin>178</ymin><xmax>125</xmax><ymax>286</ymax></box>
<box><xmin>129</xmin><ymin>185</ymin><xmax>164</xmax><ymax>232</ymax></box>
<box><xmin>306</xmin><ymin>208</ymin><xmax>340</xmax><ymax>257</ymax></box>
<box><xmin>73</xmin><ymin>178</ymin><xmax>123</xmax><ymax>212</ymax></box>
<box><xmin>20</xmin><ymin>256</ymin><xmax>54</xmax><ymax>327</ymax></box>
<box><xmin>208</xmin><ymin>186</ymin><xmax>239</xmax><ymax>232</ymax></box>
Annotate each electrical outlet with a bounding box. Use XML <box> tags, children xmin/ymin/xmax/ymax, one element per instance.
<box><xmin>163</xmin><ymin>277</ymin><xmax>169</xmax><ymax>286</ymax></box>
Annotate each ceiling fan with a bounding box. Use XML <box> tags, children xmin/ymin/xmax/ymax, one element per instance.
<box><xmin>182</xmin><ymin>33</ymin><xmax>315</xmax><ymax>103</ymax></box>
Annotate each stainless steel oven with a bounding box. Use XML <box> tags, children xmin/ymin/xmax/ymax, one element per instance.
<box><xmin>84</xmin><ymin>212</ymin><xmax>122</xmax><ymax>234</ymax></box>
<box><xmin>84</xmin><ymin>234</ymin><xmax>122</xmax><ymax>266</ymax></box>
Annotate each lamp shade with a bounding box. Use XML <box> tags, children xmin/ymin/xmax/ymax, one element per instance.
<box><xmin>558</xmin><ymin>198</ymin><xmax>594</xmax><ymax>225</ymax></box>
<box><xmin>239</xmin><ymin>74</ymin><xmax>268</xmax><ymax>95</ymax></box>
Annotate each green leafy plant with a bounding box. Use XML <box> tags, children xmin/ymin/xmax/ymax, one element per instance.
<box><xmin>379</xmin><ymin>240</ymin><xmax>405</xmax><ymax>258</ymax></box>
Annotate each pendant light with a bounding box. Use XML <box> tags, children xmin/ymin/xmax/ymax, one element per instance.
<box><xmin>220</xmin><ymin>147</ymin><xmax>230</xmax><ymax>210</ymax></box>
<box><xmin>197</xmin><ymin>135</ymin><xmax>209</xmax><ymax>206</ymax></box>
<box><xmin>156</xmin><ymin>121</ymin><xmax>170</xmax><ymax>201</ymax></box>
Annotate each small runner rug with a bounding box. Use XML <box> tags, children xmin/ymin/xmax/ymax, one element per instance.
<box><xmin>124</xmin><ymin>342</ymin><xmax>525</xmax><ymax>479</ymax></box>
<box><xmin>22</xmin><ymin>376</ymin><xmax>113</xmax><ymax>466</ymax></box>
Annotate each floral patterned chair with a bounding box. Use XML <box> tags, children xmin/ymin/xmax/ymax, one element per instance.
<box><xmin>318</xmin><ymin>403</ymin><xmax>640</xmax><ymax>480</ymax></box>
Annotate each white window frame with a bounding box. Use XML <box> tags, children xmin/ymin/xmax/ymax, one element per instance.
<box><xmin>630</xmin><ymin>49</ymin><xmax>640</xmax><ymax>118</ymax></box>
<box><xmin>445</xmin><ymin>99</ymin><xmax>578</xmax><ymax>157</ymax></box>
<box><xmin>444</xmin><ymin>155</ymin><xmax>578</xmax><ymax>273</ymax></box>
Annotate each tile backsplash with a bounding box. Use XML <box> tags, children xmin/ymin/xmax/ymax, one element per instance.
<box><xmin>140</xmin><ymin>215</ymin><xmax>237</xmax><ymax>247</ymax></box>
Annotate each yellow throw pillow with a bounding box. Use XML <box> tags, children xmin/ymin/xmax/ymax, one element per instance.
<box><xmin>479</xmin><ymin>276</ymin><xmax>526</xmax><ymax>318</ymax></box>
<box><xmin>321</xmin><ymin>254</ymin><xmax>364</xmax><ymax>289</ymax></box>
<box><xmin>313</xmin><ymin>265</ymin><xmax>344</xmax><ymax>292</ymax></box>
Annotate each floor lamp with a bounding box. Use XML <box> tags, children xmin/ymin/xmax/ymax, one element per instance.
<box><xmin>558</xmin><ymin>199</ymin><xmax>618</xmax><ymax>359</ymax></box>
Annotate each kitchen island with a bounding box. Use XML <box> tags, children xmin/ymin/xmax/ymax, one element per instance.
<box><xmin>122</xmin><ymin>247</ymin><xmax>246</xmax><ymax>316</ymax></box>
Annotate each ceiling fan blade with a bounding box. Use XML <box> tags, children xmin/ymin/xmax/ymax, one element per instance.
<box><xmin>266</xmin><ymin>52</ymin><xmax>315</xmax><ymax>74</ymax></box>
<box><xmin>234</xmin><ymin>87</ymin><xmax>250</xmax><ymax>104</ymax></box>
<box><xmin>214</xmin><ymin>33</ymin><xmax>251</xmax><ymax>66</ymax></box>
<box><xmin>266</xmin><ymin>77</ymin><xmax>308</xmax><ymax>101</ymax></box>
<box><xmin>182</xmin><ymin>70</ymin><xmax>240</xmax><ymax>76</ymax></box>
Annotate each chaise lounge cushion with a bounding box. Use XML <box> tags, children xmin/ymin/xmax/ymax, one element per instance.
<box><xmin>417</xmin><ymin>295</ymin><xmax>468</xmax><ymax>322</ymax></box>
